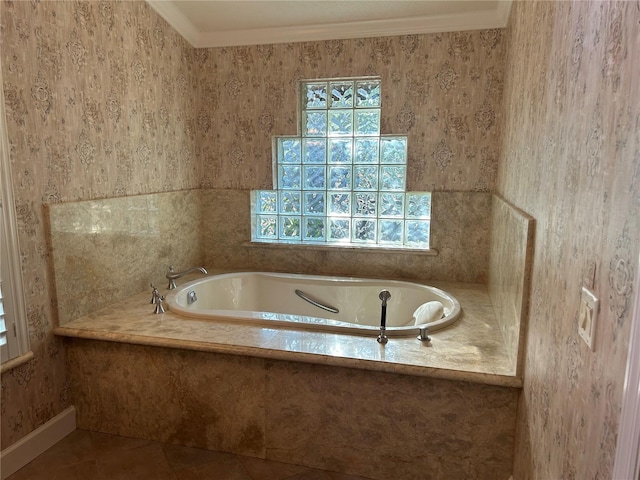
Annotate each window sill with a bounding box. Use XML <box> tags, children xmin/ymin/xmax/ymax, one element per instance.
<box><xmin>1</xmin><ymin>350</ymin><xmax>34</xmax><ymax>374</ymax></box>
<box><xmin>244</xmin><ymin>241</ymin><xmax>438</xmax><ymax>256</ymax></box>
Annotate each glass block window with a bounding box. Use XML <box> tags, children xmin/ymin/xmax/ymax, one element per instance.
<box><xmin>252</xmin><ymin>77</ymin><xmax>431</xmax><ymax>249</ymax></box>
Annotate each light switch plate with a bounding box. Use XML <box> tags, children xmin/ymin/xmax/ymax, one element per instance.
<box><xmin>578</xmin><ymin>286</ymin><xmax>599</xmax><ymax>350</ymax></box>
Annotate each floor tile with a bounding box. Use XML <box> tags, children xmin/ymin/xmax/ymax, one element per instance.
<box><xmin>5</xmin><ymin>430</ymin><xmax>378</xmax><ymax>480</ymax></box>
<box><xmin>326</xmin><ymin>472</ymin><xmax>377</xmax><ymax>480</ymax></box>
<box><xmin>46</xmin><ymin>460</ymin><xmax>102</xmax><ymax>480</ymax></box>
<box><xmin>173</xmin><ymin>452</ymin><xmax>252</xmax><ymax>480</ymax></box>
<box><xmin>6</xmin><ymin>430</ymin><xmax>95</xmax><ymax>479</ymax></box>
<box><xmin>286</xmin><ymin>469</ymin><xmax>376</xmax><ymax>480</ymax></box>
<box><xmin>95</xmin><ymin>442</ymin><xmax>176</xmax><ymax>480</ymax></box>
<box><xmin>163</xmin><ymin>443</ymin><xmax>240</xmax><ymax>472</ymax></box>
<box><xmin>239</xmin><ymin>456</ymin><xmax>310</xmax><ymax>479</ymax></box>
<box><xmin>90</xmin><ymin>430</ymin><xmax>153</xmax><ymax>455</ymax></box>
<box><xmin>285</xmin><ymin>470</ymin><xmax>333</xmax><ymax>480</ymax></box>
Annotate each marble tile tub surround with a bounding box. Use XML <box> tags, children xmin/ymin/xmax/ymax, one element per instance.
<box><xmin>488</xmin><ymin>194</ymin><xmax>534</xmax><ymax>375</ymax></box>
<box><xmin>64</xmin><ymin>336</ymin><xmax>517</xmax><ymax>480</ymax></box>
<box><xmin>203</xmin><ymin>189</ymin><xmax>491</xmax><ymax>283</ymax></box>
<box><xmin>55</xmin><ymin>280</ymin><xmax>516</xmax><ymax>385</ymax></box>
<box><xmin>46</xmin><ymin>189</ymin><xmax>494</xmax><ymax>327</ymax></box>
<box><xmin>46</xmin><ymin>190</ymin><xmax>203</xmax><ymax>325</ymax></box>
<box><xmin>56</xmin><ymin>277</ymin><xmax>518</xmax><ymax>478</ymax></box>
<box><xmin>1</xmin><ymin>0</ymin><xmax>506</xmax><ymax>452</ymax></box>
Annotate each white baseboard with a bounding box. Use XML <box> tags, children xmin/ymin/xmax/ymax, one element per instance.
<box><xmin>0</xmin><ymin>406</ymin><xmax>76</xmax><ymax>479</ymax></box>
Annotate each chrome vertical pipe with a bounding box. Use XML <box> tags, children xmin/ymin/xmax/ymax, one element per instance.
<box><xmin>377</xmin><ymin>289</ymin><xmax>391</xmax><ymax>344</ymax></box>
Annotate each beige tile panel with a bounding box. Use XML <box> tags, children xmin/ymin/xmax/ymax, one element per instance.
<box><xmin>202</xmin><ymin>190</ymin><xmax>491</xmax><ymax>283</ymax></box>
<box><xmin>64</xmin><ymin>338</ymin><xmax>517</xmax><ymax>480</ymax></box>
<box><xmin>488</xmin><ymin>194</ymin><xmax>534</xmax><ymax>375</ymax></box>
<box><xmin>65</xmin><ymin>339</ymin><xmax>266</xmax><ymax>458</ymax></box>
<box><xmin>46</xmin><ymin>191</ymin><xmax>203</xmax><ymax>325</ymax></box>
<box><xmin>264</xmin><ymin>361</ymin><xmax>517</xmax><ymax>479</ymax></box>
<box><xmin>47</xmin><ymin>189</ymin><xmax>494</xmax><ymax>325</ymax></box>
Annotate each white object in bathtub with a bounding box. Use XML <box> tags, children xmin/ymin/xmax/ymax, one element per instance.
<box><xmin>413</xmin><ymin>301</ymin><xmax>444</xmax><ymax>326</ymax></box>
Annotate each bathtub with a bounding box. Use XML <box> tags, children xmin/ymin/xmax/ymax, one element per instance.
<box><xmin>165</xmin><ymin>272</ymin><xmax>461</xmax><ymax>337</ymax></box>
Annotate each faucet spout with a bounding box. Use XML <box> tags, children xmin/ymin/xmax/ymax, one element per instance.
<box><xmin>166</xmin><ymin>265</ymin><xmax>208</xmax><ymax>290</ymax></box>
<box><xmin>377</xmin><ymin>289</ymin><xmax>391</xmax><ymax>344</ymax></box>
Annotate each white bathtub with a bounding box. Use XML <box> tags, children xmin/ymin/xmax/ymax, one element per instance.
<box><xmin>166</xmin><ymin>272</ymin><xmax>461</xmax><ymax>337</ymax></box>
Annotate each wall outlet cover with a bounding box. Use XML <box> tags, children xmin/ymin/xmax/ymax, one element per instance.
<box><xmin>578</xmin><ymin>286</ymin><xmax>599</xmax><ymax>350</ymax></box>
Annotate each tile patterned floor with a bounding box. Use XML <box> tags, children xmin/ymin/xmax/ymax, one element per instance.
<box><xmin>6</xmin><ymin>429</ymin><xmax>375</xmax><ymax>480</ymax></box>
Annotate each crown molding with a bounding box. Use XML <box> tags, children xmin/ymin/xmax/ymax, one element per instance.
<box><xmin>147</xmin><ymin>1</ymin><xmax>512</xmax><ymax>49</ymax></box>
<box><xmin>146</xmin><ymin>0</ymin><xmax>201</xmax><ymax>47</ymax></box>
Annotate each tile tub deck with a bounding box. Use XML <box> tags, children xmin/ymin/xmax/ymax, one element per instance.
<box><xmin>55</xmin><ymin>279</ymin><xmax>520</xmax><ymax>388</ymax></box>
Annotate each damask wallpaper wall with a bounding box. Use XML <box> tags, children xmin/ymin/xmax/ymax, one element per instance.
<box><xmin>499</xmin><ymin>1</ymin><xmax>640</xmax><ymax>478</ymax></box>
<box><xmin>0</xmin><ymin>0</ymin><xmax>198</xmax><ymax>448</ymax></box>
<box><xmin>192</xmin><ymin>26</ymin><xmax>505</xmax><ymax>192</ymax></box>
<box><xmin>3</xmin><ymin>0</ymin><xmax>638</xmax><ymax>478</ymax></box>
<box><xmin>1</xmin><ymin>0</ymin><xmax>506</xmax><ymax>450</ymax></box>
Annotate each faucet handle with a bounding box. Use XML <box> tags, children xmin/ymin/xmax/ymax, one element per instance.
<box><xmin>150</xmin><ymin>284</ymin><xmax>159</xmax><ymax>304</ymax></box>
<box><xmin>167</xmin><ymin>266</ymin><xmax>177</xmax><ymax>290</ymax></box>
<box><xmin>153</xmin><ymin>297</ymin><xmax>166</xmax><ymax>314</ymax></box>
<box><xmin>150</xmin><ymin>284</ymin><xmax>165</xmax><ymax>314</ymax></box>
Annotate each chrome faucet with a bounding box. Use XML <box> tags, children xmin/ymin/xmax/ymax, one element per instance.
<box><xmin>377</xmin><ymin>289</ymin><xmax>391</xmax><ymax>344</ymax></box>
<box><xmin>417</xmin><ymin>325</ymin><xmax>431</xmax><ymax>342</ymax></box>
<box><xmin>150</xmin><ymin>284</ymin><xmax>165</xmax><ymax>314</ymax></box>
<box><xmin>166</xmin><ymin>265</ymin><xmax>207</xmax><ymax>290</ymax></box>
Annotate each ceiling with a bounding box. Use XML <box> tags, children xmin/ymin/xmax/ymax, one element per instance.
<box><xmin>146</xmin><ymin>0</ymin><xmax>512</xmax><ymax>48</ymax></box>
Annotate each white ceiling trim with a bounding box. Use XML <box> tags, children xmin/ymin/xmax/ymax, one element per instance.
<box><xmin>146</xmin><ymin>0</ymin><xmax>202</xmax><ymax>46</ymax></box>
<box><xmin>147</xmin><ymin>1</ymin><xmax>512</xmax><ymax>49</ymax></box>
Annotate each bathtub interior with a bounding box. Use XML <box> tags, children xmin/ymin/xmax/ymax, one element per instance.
<box><xmin>166</xmin><ymin>272</ymin><xmax>461</xmax><ymax>336</ymax></box>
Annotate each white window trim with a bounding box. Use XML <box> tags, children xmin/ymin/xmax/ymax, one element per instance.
<box><xmin>0</xmin><ymin>59</ymin><xmax>31</xmax><ymax>371</ymax></box>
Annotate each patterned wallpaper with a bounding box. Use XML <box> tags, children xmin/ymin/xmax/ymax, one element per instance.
<box><xmin>1</xmin><ymin>0</ymin><xmax>507</xmax><ymax>450</ymax></box>
<box><xmin>8</xmin><ymin>1</ymin><xmax>639</xmax><ymax>477</ymax></box>
<box><xmin>499</xmin><ymin>1</ymin><xmax>640</xmax><ymax>478</ymax></box>
<box><xmin>0</xmin><ymin>0</ymin><xmax>511</xmax><ymax>454</ymax></box>
<box><xmin>0</xmin><ymin>0</ymin><xmax>198</xmax><ymax>448</ymax></box>
<box><xmin>194</xmin><ymin>30</ymin><xmax>505</xmax><ymax>192</ymax></box>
